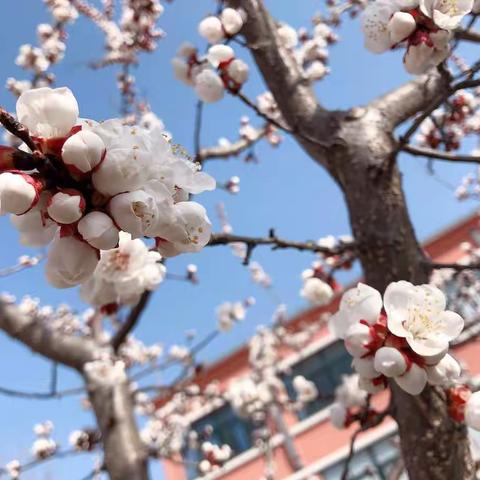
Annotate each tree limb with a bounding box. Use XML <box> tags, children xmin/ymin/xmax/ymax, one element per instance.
<box><xmin>371</xmin><ymin>72</ymin><xmax>450</xmax><ymax>128</ymax></box>
<box><xmin>455</xmin><ymin>28</ymin><xmax>480</xmax><ymax>43</ymax></box>
<box><xmin>0</xmin><ymin>301</ymin><xmax>97</xmax><ymax>370</ymax></box>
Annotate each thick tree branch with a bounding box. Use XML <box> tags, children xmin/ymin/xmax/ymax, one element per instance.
<box><xmin>371</xmin><ymin>72</ymin><xmax>450</xmax><ymax>128</ymax></box>
<box><xmin>197</xmin><ymin>125</ymin><xmax>267</xmax><ymax>162</ymax></box>
<box><xmin>85</xmin><ymin>373</ymin><xmax>149</xmax><ymax>480</ymax></box>
<box><xmin>401</xmin><ymin>144</ymin><xmax>480</xmax><ymax>163</ymax></box>
<box><xmin>0</xmin><ymin>301</ymin><xmax>97</xmax><ymax>370</ymax></box>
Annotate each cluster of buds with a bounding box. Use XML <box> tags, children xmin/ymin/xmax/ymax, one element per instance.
<box><xmin>277</xmin><ymin>17</ymin><xmax>338</xmax><ymax>83</ymax></box>
<box><xmin>73</xmin><ymin>0</ymin><xmax>164</xmax><ymax>67</ymax></box>
<box><xmin>216</xmin><ymin>297</ymin><xmax>255</xmax><ymax>332</ymax></box>
<box><xmin>68</xmin><ymin>429</ymin><xmax>100</xmax><ymax>452</ymax></box>
<box><xmin>197</xmin><ymin>441</ymin><xmax>232</xmax><ymax>475</ymax></box>
<box><xmin>198</xmin><ymin>8</ymin><xmax>245</xmax><ymax>44</ymax></box>
<box><xmin>172</xmin><ymin>42</ymin><xmax>249</xmax><ymax>103</ymax></box>
<box><xmin>0</xmin><ymin>87</ymin><xmax>214</xmax><ymax>306</ymax></box>
<box><xmin>330</xmin><ymin>282</ymin><xmax>464</xmax><ymax>399</ymax></box>
<box><xmin>31</xmin><ymin>421</ymin><xmax>57</xmax><ymax>460</ymax></box>
<box><xmin>362</xmin><ymin>0</ymin><xmax>475</xmax><ymax>74</ymax></box>
<box><xmin>299</xmin><ymin>235</ymin><xmax>354</xmax><ymax>306</ymax></box>
<box><xmin>416</xmin><ymin>90</ymin><xmax>479</xmax><ymax>152</ymax></box>
<box><xmin>329</xmin><ymin>374</ymin><xmax>369</xmax><ymax>429</ymax></box>
<box><xmin>8</xmin><ymin>0</ymin><xmax>77</xmax><ymax>102</ymax></box>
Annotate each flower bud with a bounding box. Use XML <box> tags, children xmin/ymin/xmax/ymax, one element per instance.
<box><xmin>329</xmin><ymin>402</ymin><xmax>348</xmax><ymax>429</ymax></box>
<box><xmin>220</xmin><ymin>8</ymin><xmax>244</xmax><ymax>36</ymax></box>
<box><xmin>61</xmin><ymin>130</ymin><xmax>105</xmax><ymax>175</ymax></box>
<box><xmin>300</xmin><ymin>277</ymin><xmax>334</xmax><ymax>306</ymax></box>
<box><xmin>227</xmin><ymin>59</ymin><xmax>249</xmax><ymax>84</ymax></box>
<box><xmin>352</xmin><ymin>356</ymin><xmax>378</xmax><ymax>379</ymax></box>
<box><xmin>77</xmin><ymin>211</ymin><xmax>119</xmax><ymax>250</ymax></box>
<box><xmin>47</xmin><ymin>190</ymin><xmax>85</xmax><ymax>224</ymax></box>
<box><xmin>374</xmin><ymin>347</ymin><xmax>407</xmax><ymax>377</ymax></box>
<box><xmin>207</xmin><ymin>44</ymin><xmax>234</xmax><ymax>68</ymax></box>
<box><xmin>387</xmin><ymin>12</ymin><xmax>416</xmax><ymax>44</ymax></box>
<box><xmin>45</xmin><ymin>235</ymin><xmax>98</xmax><ymax>288</ymax></box>
<box><xmin>0</xmin><ymin>172</ymin><xmax>41</xmax><ymax>215</ymax></box>
<box><xmin>394</xmin><ymin>363</ymin><xmax>427</xmax><ymax>395</ymax></box>
<box><xmin>358</xmin><ymin>375</ymin><xmax>386</xmax><ymax>394</ymax></box>
<box><xmin>344</xmin><ymin>322</ymin><xmax>371</xmax><ymax>357</ymax></box>
<box><xmin>465</xmin><ymin>391</ymin><xmax>480</xmax><ymax>430</ymax></box>
<box><xmin>194</xmin><ymin>70</ymin><xmax>225</xmax><ymax>103</ymax></box>
<box><xmin>426</xmin><ymin>354</ymin><xmax>461</xmax><ymax>386</ymax></box>
<box><xmin>198</xmin><ymin>16</ymin><xmax>224</xmax><ymax>44</ymax></box>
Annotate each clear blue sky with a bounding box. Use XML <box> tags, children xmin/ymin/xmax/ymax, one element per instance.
<box><xmin>0</xmin><ymin>1</ymin><xmax>477</xmax><ymax>478</ymax></box>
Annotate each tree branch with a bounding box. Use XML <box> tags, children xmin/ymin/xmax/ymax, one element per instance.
<box><xmin>226</xmin><ymin>0</ymin><xmax>325</xmax><ymax>134</ymax></box>
<box><xmin>455</xmin><ymin>28</ymin><xmax>480</xmax><ymax>43</ymax></box>
<box><xmin>197</xmin><ymin>125</ymin><xmax>267</xmax><ymax>162</ymax></box>
<box><xmin>429</xmin><ymin>261</ymin><xmax>480</xmax><ymax>271</ymax></box>
<box><xmin>0</xmin><ymin>301</ymin><xmax>97</xmax><ymax>370</ymax></box>
<box><xmin>208</xmin><ymin>232</ymin><xmax>355</xmax><ymax>256</ymax></box>
<box><xmin>111</xmin><ymin>290</ymin><xmax>152</xmax><ymax>352</ymax></box>
<box><xmin>401</xmin><ymin>144</ymin><xmax>480</xmax><ymax>163</ymax></box>
<box><xmin>371</xmin><ymin>72</ymin><xmax>450</xmax><ymax>128</ymax></box>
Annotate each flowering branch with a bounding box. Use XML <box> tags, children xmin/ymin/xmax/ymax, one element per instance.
<box><xmin>401</xmin><ymin>144</ymin><xmax>480</xmax><ymax>164</ymax></box>
<box><xmin>208</xmin><ymin>231</ymin><xmax>355</xmax><ymax>261</ymax></box>
<box><xmin>0</xmin><ymin>300</ymin><xmax>97</xmax><ymax>370</ymax></box>
<box><xmin>197</xmin><ymin>125</ymin><xmax>268</xmax><ymax>162</ymax></box>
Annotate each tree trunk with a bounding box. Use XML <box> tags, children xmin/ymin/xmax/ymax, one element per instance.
<box><xmin>329</xmin><ymin>109</ymin><xmax>475</xmax><ymax>480</ymax></box>
<box><xmin>86</xmin><ymin>375</ymin><xmax>149</xmax><ymax>480</ymax></box>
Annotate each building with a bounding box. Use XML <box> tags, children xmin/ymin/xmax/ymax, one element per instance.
<box><xmin>162</xmin><ymin>212</ymin><xmax>480</xmax><ymax>480</ymax></box>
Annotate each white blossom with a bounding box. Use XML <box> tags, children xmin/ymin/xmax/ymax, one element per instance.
<box><xmin>45</xmin><ymin>235</ymin><xmax>98</xmax><ymax>288</ymax></box>
<box><xmin>419</xmin><ymin>0</ymin><xmax>474</xmax><ymax>30</ymax></box>
<box><xmin>16</xmin><ymin>87</ymin><xmax>79</xmax><ymax>138</ymax></box>
<box><xmin>384</xmin><ymin>281</ymin><xmax>464</xmax><ymax>357</ymax></box>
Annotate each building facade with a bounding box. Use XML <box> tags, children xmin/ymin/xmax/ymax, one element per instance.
<box><xmin>163</xmin><ymin>212</ymin><xmax>480</xmax><ymax>480</ymax></box>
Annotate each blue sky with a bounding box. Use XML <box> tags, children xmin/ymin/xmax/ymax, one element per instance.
<box><xmin>0</xmin><ymin>1</ymin><xmax>477</xmax><ymax>478</ymax></box>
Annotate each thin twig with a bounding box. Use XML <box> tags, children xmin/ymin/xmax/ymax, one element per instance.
<box><xmin>0</xmin><ymin>384</ymin><xmax>84</xmax><ymax>400</ymax></box>
<box><xmin>208</xmin><ymin>232</ymin><xmax>355</xmax><ymax>256</ymax></box>
<box><xmin>401</xmin><ymin>144</ymin><xmax>480</xmax><ymax>164</ymax></box>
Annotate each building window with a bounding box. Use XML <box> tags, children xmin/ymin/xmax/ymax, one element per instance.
<box><xmin>321</xmin><ymin>434</ymin><xmax>405</xmax><ymax>480</ymax></box>
<box><xmin>183</xmin><ymin>404</ymin><xmax>255</xmax><ymax>479</ymax></box>
<box><xmin>284</xmin><ymin>340</ymin><xmax>353</xmax><ymax>420</ymax></box>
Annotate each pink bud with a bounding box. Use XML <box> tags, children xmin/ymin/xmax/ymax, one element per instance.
<box><xmin>0</xmin><ymin>172</ymin><xmax>41</xmax><ymax>215</ymax></box>
<box><xmin>374</xmin><ymin>347</ymin><xmax>407</xmax><ymax>377</ymax></box>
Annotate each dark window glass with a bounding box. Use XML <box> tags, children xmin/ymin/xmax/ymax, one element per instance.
<box><xmin>284</xmin><ymin>340</ymin><xmax>352</xmax><ymax>419</ymax></box>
